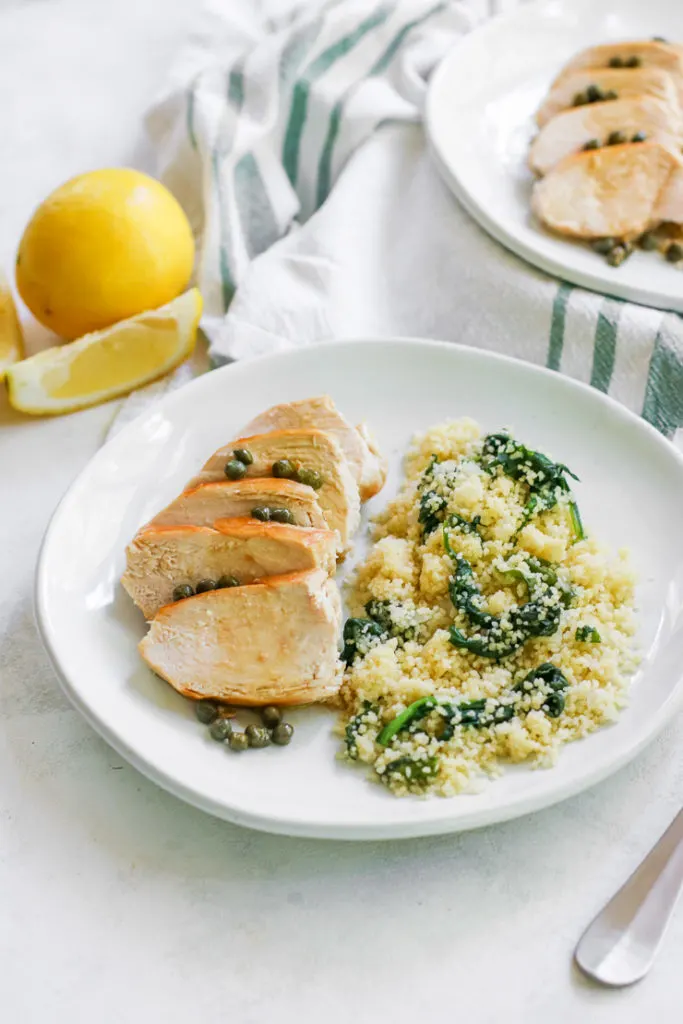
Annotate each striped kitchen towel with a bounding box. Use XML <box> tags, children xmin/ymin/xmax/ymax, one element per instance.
<box><xmin>123</xmin><ymin>0</ymin><xmax>683</xmax><ymax>444</ymax></box>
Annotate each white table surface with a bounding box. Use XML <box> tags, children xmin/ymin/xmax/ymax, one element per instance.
<box><xmin>1</xmin><ymin>1</ymin><xmax>682</xmax><ymax>1020</ymax></box>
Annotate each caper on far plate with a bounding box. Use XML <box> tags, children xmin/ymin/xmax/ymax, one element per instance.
<box><xmin>210</xmin><ymin>718</ymin><xmax>233</xmax><ymax>742</ymax></box>
<box><xmin>228</xmin><ymin>731</ymin><xmax>250</xmax><ymax>752</ymax></box>
<box><xmin>246</xmin><ymin>724</ymin><xmax>272</xmax><ymax>748</ymax></box>
<box><xmin>195</xmin><ymin>700</ymin><xmax>219</xmax><ymax>724</ymax></box>
<box><xmin>666</xmin><ymin>243</ymin><xmax>683</xmax><ymax>263</ymax></box>
<box><xmin>224</xmin><ymin>459</ymin><xmax>247</xmax><ymax>481</ymax></box>
<box><xmin>607</xmin><ymin>130</ymin><xmax>627</xmax><ymax>146</ymax></box>
<box><xmin>261</xmin><ymin>705</ymin><xmax>282</xmax><ymax>728</ymax></box>
<box><xmin>591</xmin><ymin>237</ymin><xmax>617</xmax><ymax>255</ymax></box>
<box><xmin>272</xmin><ymin>722</ymin><xmax>294</xmax><ymax>746</ymax></box>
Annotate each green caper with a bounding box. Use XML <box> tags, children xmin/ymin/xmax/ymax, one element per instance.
<box><xmin>608</xmin><ymin>56</ymin><xmax>624</xmax><ymax>68</ymax></box>
<box><xmin>261</xmin><ymin>705</ymin><xmax>282</xmax><ymax>728</ymax></box>
<box><xmin>666</xmin><ymin>243</ymin><xmax>683</xmax><ymax>263</ymax></box>
<box><xmin>195</xmin><ymin>578</ymin><xmax>217</xmax><ymax>593</ymax></box>
<box><xmin>224</xmin><ymin>459</ymin><xmax>247</xmax><ymax>480</ymax></box>
<box><xmin>573</xmin><ymin>92</ymin><xmax>588</xmax><ymax>107</ymax></box>
<box><xmin>269</xmin><ymin>507</ymin><xmax>295</xmax><ymax>524</ymax></box>
<box><xmin>217</xmin><ymin>574</ymin><xmax>240</xmax><ymax>588</ymax></box>
<box><xmin>246</xmin><ymin>724</ymin><xmax>272</xmax><ymax>748</ymax></box>
<box><xmin>586</xmin><ymin>84</ymin><xmax>603</xmax><ymax>103</ymax></box>
<box><xmin>195</xmin><ymin>701</ymin><xmax>219</xmax><ymax>724</ymax></box>
<box><xmin>272</xmin><ymin>459</ymin><xmax>296</xmax><ymax>479</ymax></box>
<box><xmin>591</xmin><ymin>237</ymin><xmax>617</xmax><ymax>255</ymax></box>
<box><xmin>638</xmin><ymin>231</ymin><xmax>659</xmax><ymax>251</ymax></box>
<box><xmin>296</xmin><ymin>468</ymin><xmax>323</xmax><ymax>490</ymax></box>
<box><xmin>606</xmin><ymin>244</ymin><xmax>631</xmax><ymax>267</ymax></box>
<box><xmin>272</xmin><ymin>722</ymin><xmax>294</xmax><ymax>746</ymax></box>
<box><xmin>228</xmin><ymin>731</ymin><xmax>249</xmax><ymax>752</ymax></box>
<box><xmin>603</xmin><ymin>89</ymin><xmax>618</xmax><ymax>101</ymax></box>
<box><xmin>233</xmin><ymin>448</ymin><xmax>254</xmax><ymax>466</ymax></box>
<box><xmin>607</xmin><ymin>130</ymin><xmax>627</xmax><ymax>146</ymax></box>
<box><xmin>631</xmin><ymin>131</ymin><xmax>647</xmax><ymax>143</ymax></box>
<box><xmin>251</xmin><ymin>505</ymin><xmax>271</xmax><ymax>521</ymax></box>
<box><xmin>625</xmin><ymin>55</ymin><xmax>641</xmax><ymax>68</ymax></box>
<box><xmin>582</xmin><ymin>138</ymin><xmax>600</xmax><ymax>151</ymax></box>
<box><xmin>652</xmin><ymin>36</ymin><xmax>667</xmax><ymax>43</ymax></box>
<box><xmin>172</xmin><ymin>584</ymin><xmax>194</xmax><ymax>601</ymax></box>
<box><xmin>209</xmin><ymin>718</ymin><xmax>233</xmax><ymax>741</ymax></box>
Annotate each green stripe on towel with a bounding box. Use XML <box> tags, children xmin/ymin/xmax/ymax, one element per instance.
<box><xmin>234</xmin><ymin>153</ymin><xmax>281</xmax><ymax>257</ymax></box>
<box><xmin>546</xmin><ymin>282</ymin><xmax>572</xmax><ymax>371</ymax></box>
<box><xmin>282</xmin><ymin>4</ymin><xmax>392</xmax><ymax>187</ymax></box>
<box><xmin>642</xmin><ymin>314</ymin><xmax>683</xmax><ymax>437</ymax></box>
<box><xmin>211</xmin><ymin>150</ymin><xmax>237</xmax><ymax>312</ymax></box>
<box><xmin>590</xmin><ymin>297</ymin><xmax>622</xmax><ymax>392</ymax></box>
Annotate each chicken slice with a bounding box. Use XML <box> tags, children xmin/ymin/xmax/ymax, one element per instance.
<box><xmin>552</xmin><ymin>41</ymin><xmax>683</xmax><ymax>105</ymax></box>
<box><xmin>150</xmin><ymin>478</ymin><xmax>328</xmax><ymax>531</ymax></box>
<box><xmin>537</xmin><ymin>67</ymin><xmax>681</xmax><ymax>127</ymax></box>
<box><xmin>122</xmin><ymin>520</ymin><xmax>337</xmax><ymax>620</ymax></box>
<box><xmin>241</xmin><ymin>396</ymin><xmax>387</xmax><ymax>501</ymax></box>
<box><xmin>530</xmin><ymin>96</ymin><xmax>682</xmax><ymax>176</ymax></box>
<box><xmin>532</xmin><ymin>141</ymin><xmax>683</xmax><ymax>239</ymax></box>
<box><xmin>139</xmin><ymin>568</ymin><xmax>343</xmax><ymax>706</ymax></box>
<box><xmin>186</xmin><ymin>429</ymin><xmax>361</xmax><ymax>556</ymax></box>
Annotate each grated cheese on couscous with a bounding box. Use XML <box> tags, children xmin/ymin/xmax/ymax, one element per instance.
<box><xmin>338</xmin><ymin>418</ymin><xmax>638</xmax><ymax>797</ymax></box>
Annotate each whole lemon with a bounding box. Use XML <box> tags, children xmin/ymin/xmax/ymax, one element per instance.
<box><xmin>16</xmin><ymin>168</ymin><xmax>195</xmax><ymax>339</ymax></box>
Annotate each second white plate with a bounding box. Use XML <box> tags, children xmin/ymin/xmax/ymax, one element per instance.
<box><xmin>426</xmin><ymin>0</ymin><xmax>683</xmax><ymax>312</ymax></box>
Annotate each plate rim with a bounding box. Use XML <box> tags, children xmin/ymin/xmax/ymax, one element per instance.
<box><xmin>425</xmin><ymin>0</ymin><xmax>683</xmax><ymax>314</ymax></box>
<box><xmin>34</xmin><ymin>336</ymin><xmax>683</xmax><ymax>840</ymax></box>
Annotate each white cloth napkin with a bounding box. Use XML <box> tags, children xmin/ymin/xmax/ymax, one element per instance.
<box><xmin>115</xmin><ymin>0</ymin><xmax>683</xmax><ymax>445</ymax></box>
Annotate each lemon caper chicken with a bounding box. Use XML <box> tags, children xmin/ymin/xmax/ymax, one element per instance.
<box><xmin>122</xmin><ymin>520</ymin><xmax>337</xmax><ymax>620</ymax></box>
<box><xmin>139</xmin><ymin>569</ymin><xmax>343</xmax><ymax>706</ymax></box>
<box><xmin>536</xmin><ymin>66</ymin><xmax>680</xmax><ymax>128</ymax></box>
<box><xmin>150</xmin><ymin>477</ymin><xmax>328</xmax><ymax>531</ymax></box>
<box><xmin>552</xmin><ymin>40</ymin><xmax>683</xmax><ymax>106</ymax></box>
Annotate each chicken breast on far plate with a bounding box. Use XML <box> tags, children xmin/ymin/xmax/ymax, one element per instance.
<box><xmin>122</xmin><ymin>520</ymin><xmax>338</xmax><ymax>619</ymax></box>
<box><xmin>529</xmin><ymin>96</ymin><xmax>682</xmax><ymax>176</ymax></box>
<box><xmin>536</xmin><ymin>66</ymin><xmax>681</xmax><ymax>127</ymax></box>
<box><xmin>149</xmin><ymin>478</ymin><xmax>328</xmax><ymax>531</ymax></box>
<box><xmin>186</xmin><ymin>428</ymin><xmax>361</xmax><ymax>555</ymax></box>
<box><xmin>552</xmin><ymin>40</ymin><xmax>683</xmax><ymax>105</ymax></box>
<box><xmin>139</xmin><ymin>568</ymin><xmax>343</xmax><ymax>706</ymax></box>
<box><xmin>532</xmin><ymin>141</ymin><xmax>683</xmax><ymax>239</ymax></box>
<box><xmin>241</xmin><ymin>395</ymin><xmax>387</xmax><ymax>501</ymax></box>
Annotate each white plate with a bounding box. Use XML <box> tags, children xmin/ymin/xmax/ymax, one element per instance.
<box><xmin>36</xmin><ymin>339</ymin><xmax>683</xmax><ymax>839</ymax></box>
<box><xmin>426</xmin><ymin>0</ymin><xmax>683</xmax><ymax>312</ymax></box>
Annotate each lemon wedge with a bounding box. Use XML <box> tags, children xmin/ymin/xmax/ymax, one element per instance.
<box><xmin>0</xmin><ymin>272</ymin><xmax>25</xmax><ymax>378</ymax></box>
<box><xmin>5</xmin><ymin>288</ymin><xmax>202</xmax><ymax>416</ymax></box>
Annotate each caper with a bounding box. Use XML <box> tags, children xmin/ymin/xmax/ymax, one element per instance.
<box><xmin>217</xmin><ymin>574</ymin><xmax>240</xmax><ymax>588</ymax></box>
<box><xmin>270</xmin><ymin>507</ymin><xmax>295</xmax><ymax>524</ymax></box>
<box><xmin>172</xmin><ymin>584</ymin><xmax>194</xmax><ymax>601</ymax></box>
<box><xmin>233</xmin><ymin>448</ymin><xmax>254</xmax><ymax>466</ymax></box>
<box><xmin>573</xmin><ymin>92</ymin><xmax>588</xmax><ymax>107</ymax></box>
<box><xmin>195</xmin><ymin>700</ymin><xmax>219</xmax><ymax>724</ymax></box>
<box><xmin>228</xmin><ymin>731</ymin><xmax>249</xmax><ymax>752</ymax></box>
<box><xmin>246</xmin><ymin>724</ymin><xmax>272</xmax><ymax>748</ymax></box>
<box><xmin>224</xmin><ymin>459</ymin><xmax>247</xmax><ymax>480</ymax></box>
<box><xmin>652</xmin><ymin>36</ymin><xmax>667</xmax><ymax>43</ymax></box>
<box><xmin>272</xmin><ymin>722</ymin><xmax>294</xmax><ymax>746</ymax></box>
<box><xmin>608</xmin><ymin>56</ymin><xmax>624</xmax><ymax>68</ymax></box>
<box><xmin>625</xmin><ymin>55</ymin><xmax>641</xmax><ymax>68</ymax></box>
<box><xmin>591</xmin><ymin>237</ymin><xmax>617</xmax><ymax>254</ymax></box>
<box><xmin>607</xmin><ymin>130</ymin><xmax>627</xmax><ymax>145</ymax></box>
<box><xmin>586</xmin><ymin>84</ymin><xmax>603</xmax><ymax>103</ymax></box>
<box><xmin>603</xmin><ymin>89</ymin><xmax>618</xmax><ymax>101</ymax></box>
<box><xmin>296</xmin><ymin>468</ymin><xmax>323</xmax><ymax>490</ymax></box>
<box><xmin>195</xmin><ymin>578</ymin><xmax>217</xmax><ymax>593</ymax></box>
<box><xmin>251</xmin><ymin>505</ymin><xmax>271</xmax><ymax>521</ymax></box>
<box><xmin>543</xmin><ymin>693</ymin><xmax>565</xmax><ymax>718</ymax></box>
<box><xmin>582</xmin><ymin>138</ymin><xmax>600</xmax><ymax>151</ymax></box>
<box><xmin>666</xmin><ymin>243</ymin><xmax>683</xmax><ymax>263</ymax></box>
<box><xmin>261</xmin><ymin>705</ymin><xmax>282</xmax><ymax>728</ymax></box>
<box><xmin>209</xmin><ymin>718</ymin><xmax>233</xmax><ymax>741</ymax></box>
<box><xmin>272</xmin><ymin>459</ymin><xmax>296</xmax><ymax>479</ymax></box>
<box><xmin>606</xmin><ymin>244</ymin><xmax>631</xmax><ymax>267</ymax></box>
<box><xmin>638</xmin><ymin>231</ymin><xmax>660</xmax><ymax>251</ymax></box>
<box><xmin>631</xmin><ymin>131</ymin><xmax>647</xmax><ymax>143</ymax></box>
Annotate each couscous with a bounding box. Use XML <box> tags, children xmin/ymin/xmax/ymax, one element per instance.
<box><xmin>338</xmin><ymin>418</ymin><xmax>638</xmax><ymax>797</ymax></box>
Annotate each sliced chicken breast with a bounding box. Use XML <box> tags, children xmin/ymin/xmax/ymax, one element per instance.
<box><xmin>530</xmin><ymin>96</ymin><xmax>682</xmax><ymax>176</ymax></box>
<box><xmin>552</xmin><ymin>41</ymin><xmax>683</xmax><ymax>105</ymax></box>
<box><xmin>537</xmin><ymin>67</ymin><xmax>681</xmax><ymax>127</ymax></box>
<box><xmin>139</xmin><ymin>569</ymin><xmax>343</xmax><ymax>706</ymax></box>
<box><xmin>241</xmin><ymin>396</ymin><xmax>387</xmax><ymax>501</ymax></box>
<box><xmin>532</xmin><ymin>141</ymin><xmax>683</xmax><ymax>239</ymax></box>
<box><xmin>122</xmin><ymin>520</ymin><xmax>337</xmax><ymax>619</ymax></box>
<box><xmin>186</xmin><ymin>429</ymin><xmax>361</xmax><ymax>555</ymax></box>
<box><xmin>150</xmin><ymin>478</ymin><xmax>328</xmax><ymax>531</ymax></box>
